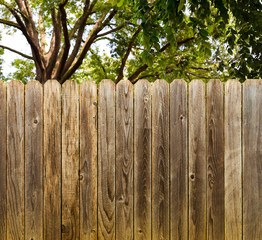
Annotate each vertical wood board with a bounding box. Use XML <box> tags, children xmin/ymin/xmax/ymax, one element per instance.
<box><xmin>189</xmin><ymin>80</ymin><xmax>206</xmax><ymax>240</ymax></box>
<box><xmin>134</xmin><ymin>80</ymin><xmax>152</xmax><ymax>240</ymax></box>
<box><xmin>80</xmin><ymin>81</ymin><xmax>98</xmax><ymax>239</ymax></box>
<box><xmin>170</xmin><ymin>79</ymin><xmax>188</xmax><ymax>240</ymax></box>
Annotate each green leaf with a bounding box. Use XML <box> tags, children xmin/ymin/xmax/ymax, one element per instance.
<box><xmin>178</xmin><ymin>0</ymin><xmax>185</xmax><ymax>12</ymax></box>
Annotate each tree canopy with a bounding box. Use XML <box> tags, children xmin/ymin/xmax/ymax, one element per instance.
<box><xmin>0</xmin><ymin>0</ymin><xmax>261</xmax><ymax>84</ymax></box>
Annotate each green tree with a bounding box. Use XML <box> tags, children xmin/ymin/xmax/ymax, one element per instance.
<box><xmin>0</xmin><ymin>0</ymin><xmax>261</xmax><ymax>84</ymax></box>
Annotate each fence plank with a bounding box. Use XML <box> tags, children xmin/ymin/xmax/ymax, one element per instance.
<box><xmin>7</xmin><ymin>80</ymin><xmax>24</xmax><ymax>240</ymax></box>
<box><xmin>116</xmin><ymin>80</ymin><xmax>133</xmax><ymax>240</ymax></box>
<box><xmin>134</xmin><ymin>80</ymin><xmax>151</xmax><ymax>240</ymax></box>
<box><xmin>189</xmin><ymin>80</ymin><xmax>206</xmax><ymax>240</ymax></box>
<box><xmin>25</xmin><ymin>81</ymin><xmax>43</xmax><ymax>240</ymax></box>
<box><xmin>98</xmin><ymin>80</ymin><xmax>115</xmax><ymax>239</ymax></box>
<box><xmin>170</xmin><ymin>79</ymin><xmax>188</xmax><ymax>240</ymax></box>
<box><xmin>62</xmin><ymin>80</ymin><xmax>80</xmax><ymax>239</ymax></box>
<box><xmin>152</xmin><ymin>80</ymin><xmax>169</xmax><ymax>240</ymax></box>
<box><xmin>225</xmin><ymin>80</ymin><xmax>242</xmax><ymax>240</ymax></box>
<box><xmin>44</xmin><ymin>80</ymin><xmax>62</xmax><ymax>240</ymax></box>
<box><xmin>80</xmin><ymin>81</ymin><xmax>97</xmax><ymax>239</ymax></box>
<box><xmin>0</xmin><ymin>81</ymin><xmax>6</xmax><ymax>240</ymax></box>
<box><xmin>207</xmin><ymin>79</ymin><xmax>224</xmax><ymax>239</ymax></box>
<box><xmin>243</xmin><ymin>79</ymin><xmax>262</xmax><ymax>239</ymax></box>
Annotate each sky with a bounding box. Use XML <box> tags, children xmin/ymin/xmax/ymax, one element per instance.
<box><xmin>0</xmin><ymin>25</ymin><xmax>31</xmax><ymax>76</ymax></box>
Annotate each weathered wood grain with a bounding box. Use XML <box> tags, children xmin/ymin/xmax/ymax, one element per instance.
<box><xmin>207</xmin><ymin>79</ymin><xmax>225</xmax><ymax>240</ymax></box>
<box><xmin>189</xmin><ymin>80</ymin><xmax>206</xmax><ymax>240</ymax></box>
<box><xmin>152</xmin><ymin>80</ymin><xmax>169</xmax><ymax>240</ymax></box>
<box><xmin>98</xmin><ymin>80</ymin><xmax>115</xmax><ymax>239</ymax></box>
<box><xmin>25</xmin><ymin>81</ymin><xmax>43</xmax><ymax>240</ymax></box>
<box><xmin>170</xmin><ymin>79</ymin><xmax>188</xmax><ymax>240</ymax></box>
<box><xmin>134</xmin><ymin>80</ymin><xmax>151</xmax><ymax>240</ymax></box>
<box><xmin>44</xmin><ymin>80</ymin><xmax>62</xmax><ymax>240</ymax></box>
<box><xmin>7</xmin><ymin>80</ymin><xmax>24</xmax><ymax>240</ymax></box>
<box><xmin>0</xmin><ymin>81</ymin><xmax>6</xmax><ymax>240</ymax></box>
<box><xmin>243</xmin><ymin>79</ymin><xmax>262</xmax><ymax>239</ymax></box>
<box><xmin>225</xmin><ymin>80</ymin><xmax>242</xmax><ymax>240</ymax></box>
<box><xmin>80</xmin><ymin>81</ymin><xmax>98</xmax><ymax>240</ymax></box>
<box><xmin>116</xmin><ymin>80</ymin><xmax>133</xmax><ymax>240</ymax></box>
<box><xmin>62</xmin><ymin>80</ymin><xmax>80</xmax><ymax>239</ymax></box>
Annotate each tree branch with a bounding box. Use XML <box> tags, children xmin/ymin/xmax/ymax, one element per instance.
<box><xmin>55</xmin><ymin>3</ymin><xmax>70</xmax><ymax>79</ymax></box>
<box><xmin>0</xmin><ymin>18</ymin><xmax>21</xmax><ymax>29</ymax></box>
<box><xmin>0</xmin><ymin>44</ymin><xmax>33</xmax><ymax>59</ymax></box>
<box><xmin>115</xmin><ymin>26</ymin><xmax>141</xmax><ymax>83</ymax></box>
<box><xmin>96</xmin><ymin>24</ymin><xmax>125</xmax><ymax>38</ymax></box>
<box><xmin>128</xmin><ymin>37</ymin><xmax>195</xmax><ymax>82</ymax></box>
<box><xmin>61</xmin><ymin>10</ymin><xmax>117</xmax><ymax>82</ymax></box>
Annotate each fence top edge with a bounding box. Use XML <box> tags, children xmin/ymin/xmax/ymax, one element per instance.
<box><xmin>2</xmin><ymin>79</ymin><xmax>262</xmax><ymax>86</ymax></box>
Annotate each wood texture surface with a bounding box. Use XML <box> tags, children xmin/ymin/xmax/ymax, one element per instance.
<box><xmin>225</xmin><ymin>80</ymin><xmax>242</xmax><ymax>240</ymax></box>
<box><xmin>7</xmin><ymin>80</ymin><xmax>24</xmax><ymax>240</ymax></box>
<box><xmin>44</xmin><ymin>80</ymin><xmax>62</xmax><ymax>240</ymax></box>
<box><xmin>170</xmin><ymin>79</ymin><xmax>188</xmax><ymax>240</ymax></box>
<box><xmin>134</xmin><ymin>80</ymin><xmax>151</xmax><ymax>240</ymax></box>
<box><xmin>207</xmin><ymin>79</ymin><xmax>224</xmax><ymax>240</ymax></box>
<box><xmin>25</xmin><ymin>81</ymin><xmax>43</xmax><ymax>240</ymax></box>
<box><xmin>152</xmin><ymin>80</ymin><xmax>169</xmax><ymax>240</ymax></box>
<box><xmin>62</xmin><ymin>80</ymin><xmax>80</xmax><ymax>239</ymax></box>
<box><xmin>80</xmin><ymin>81</ymin><xmax>98</xmax><ymax>239</ymax></box>
<box><xmin>0</xmin><ymin>81</ymin><xmax>6</xmax><ymax>240</ymax></box>
<box><xmin>98</xmin><ymin>80</ymin><xmax>115</xmax><ymax>239</ymax></box>
<box><xmin>243</xmin><ymin>79</ymin><xmax>262</xmax><ymax>239</ymax></box>
<box><xmin>189</xmin><ymin>80</ymin><xmax>206</xmax><ymax>240</ymax></box>
<box><xmin>116</xmin><ymin>80</ymin><xmax>133</xmax><ymax>240</ymax></box>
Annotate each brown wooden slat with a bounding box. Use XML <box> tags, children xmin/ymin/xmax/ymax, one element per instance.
<box><xmin>243</xmin><ymin>79</ymin><xmax>262</xmax><ymax>239</ymax></box>
<box><xmin>62</xmin><ymin>80</ymin><xmax>80</xmax><ymax>239</ymax></box>
<box><xmin>98</xmin><ymin>80</ymin><xmax>115</xmax><ymax>239</ymax></box>
<box><xmin>7</xmin><ymin>80</ymin><xmax>24</xmax><ymax>240</ymax></box>
<box><xmin>170</xmin><ymin>79</ymin><xmax>188</xmax><ymax>240</ymax></box>
<box><xmin>207</xmin><ymin>79</ymin><xmax>224</xmax><ymax>240</ymax></box>
<box><xmin>134</xmin><ymin>80</ymin><xmax>151</xmax><ymax>240</ymax></box>
<box><xmin>152</xmin><ymin>79</ymin><xmax>169</xmax><ymax>240</ymax></box>
<box><xmin>116</xmin><ymin>80</ymin><xmax>133</xmax><ymax>240</ymax></box>
<box><xmin>80</xmin><ymin>81</ymin><xmax>98</xmax><ymax>239</ymax></box>
<box><xmin>225</xmin><ymin>80</ymin><xmax>242</xmax><ymax>240</ymax></box>
<box><xmin>25</xmin><ymin>81</ymin><xmax>43</xmax><ymax>240</ymax></box>
<box><xmin>189</xmin><ymin>80</ymin><xmax>206</xmax><ymax>240</ymax></box>
<box><xmin>0</xmin><ymin>81</ymin><xmax>6</xmax><ymax>240</ymax></box>
<box><xmin>44</xmin><ymin>80</ymin><xmax>62</xmax><ymax>240</ymax></box>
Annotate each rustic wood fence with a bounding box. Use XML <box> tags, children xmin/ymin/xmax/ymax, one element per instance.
<box><xmin>0</xmin><ymin>79</ymin><xmax>261</xmax><ymax>240</ymax></box>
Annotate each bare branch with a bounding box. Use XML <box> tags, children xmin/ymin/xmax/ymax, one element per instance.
<box><xmin>96</xmin><ymin>24</ymin><xmax>125</xmax><ymax>38</ymax></box>
<box><xmin>38</xmin><ymin>9</ymin><xmax>46</xmax><ymax>55</ymax></box>
<box><xmin>55</xmin><ymin>3</ymin><xmax>70</xmax><ymax>79</ymax></box>
<box><xmin>116</xmin><ymin>26</ymin><xmax>141</xmax><ymax>83</ymax></box>
<box><xmin>0</xmin><ymin>44</ymin><xmax>33</xmax><ymax>59</ymax></box>
<box><xmin>0</xmin><ymin>19</ymin><xmax>21</xmax><ymax>29</ymax></box>
<box><xmin>61</xmin><ymin>10</ymin><xmax>117</xmax><ymax>82</ymax></box>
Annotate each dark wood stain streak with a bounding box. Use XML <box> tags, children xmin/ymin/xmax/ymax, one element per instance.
<box><xmin>0</xmin><ymin>81</ymin><xmax>6</xmax><ymax>240</ymax></box>
<box><xmin>134</xmin><ymin>80</ymin><xmax>151</xmax><ymax>240</ymax></box>
<box><xmin>243</xmin><ymin>79</ymin><xmax>262</xmax><ymax>239</ymax></box>
<box><xmin>80</xmin><ymin>81</ymin><xmax>97</xmax><ymax>239</ymax></box>
<box><xmin>207</xmin><ymin>79</ymin><xmax>224</xmax><ymax>240</ymax></box>
<box><xmin>44</xmin><ymin>80</ymin><xmax>62</xmax><ymax>240</ymax></box>
<box><xmin>170</xmin><ymin>79</ymin><xmax>188</xmax><ymax>240</ymax></box>
<box><xmin>25</xmin><ymin>81</ymin><xmax>43</xmax><ymax>240</ymax></box>
<box><xmin>152</xmin><ymin>80</ymin><xmax>169</xmax><ymax>240</ymax></box>
<box><xmin>7</xmin><ymin>80</ymin><xmax>24</xmax><ymax>240</ymax></box>
<box><xmin>116</xmin><ymin>80</ymin><xmax>133</xmax><ymax>240</ymax></box>
<box><xmin>62</xmin><ymin>80</ymin><xmax>80</xmax><ymax>240</ymax></box>
<box><xmin>98</xmin><ymin>80</ymin><xmax>115</xmax><ymax>239</ymax></box>
<box><xmin>189</xmin><ymin>80</ymin><xmax>206</xmax><ymax>240</ymax></box>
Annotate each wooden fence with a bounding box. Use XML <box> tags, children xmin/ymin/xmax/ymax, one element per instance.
<box><xmin>0</xmin><ymin>79</ymin><xmax>261</xmax><ymax>240</ymax></box>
